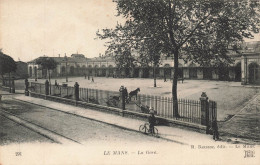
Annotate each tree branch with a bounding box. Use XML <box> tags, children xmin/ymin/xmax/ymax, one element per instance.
<box><xmin>179</xmin><ymin>13</ymin><xmax>211</xmax><ymax>48</ymax></box>
<box><xmin>173</xmin><ymin>7</ymin><xmax>192</xmax><ymax>28</ymax></box>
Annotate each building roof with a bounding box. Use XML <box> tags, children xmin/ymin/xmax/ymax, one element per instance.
<box><xmin>28</xmin><ymin>55</ymin><xmax>87</xmax><ymax>64</ymax></box>
<box><xmin>27</xmin><ymin>41</ymin><xmax>259</xmax><ymax>65</ymax></box>
<box><xmin>242</xmin><ymin>41</ymin><xmax>260</xmax><ymax>53</ymax></box>
<box><xmin>87</xmin><ymin>56</ymin><xmax>114</xmax><ymax>62</ymax></box>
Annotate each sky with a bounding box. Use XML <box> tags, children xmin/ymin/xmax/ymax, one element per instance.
<box><xmin>0</xmin><ymin>0</ymin><xmax>123</xmax><ymax>62</ymax></box>
<box><xmin>0</xmin><ymin>0</ymin><xmax>259</xmax><ymax>62</ymax></box>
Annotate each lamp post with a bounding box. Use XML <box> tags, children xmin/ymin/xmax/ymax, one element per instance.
<box><xmin>65</xmin><ymin>54</ymin><xmax>68</xmax><ymax>83</ymax></box>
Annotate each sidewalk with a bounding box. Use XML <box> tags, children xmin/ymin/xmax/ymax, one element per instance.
<box><xmin>11</xmin><ymin>94</ymin><xmax>228</xmax><ymax>146</ymax></box>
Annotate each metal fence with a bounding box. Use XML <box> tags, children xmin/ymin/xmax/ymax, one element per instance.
<box><xmin>208</xmin><ymin>100</ymin><xmax>217</xmax><ymax>126</ymax></box>
<box><xmin>30</xmin><ymin>82</ymin><xmax>216</xmax><ymax>125</ymax></box>
<box><xmin>50</xmin><ymin>84</ymin><xmax>75</xmax><ymax>99</ymax></box>
<box><xmin>31</xmin><ymin>82</ymin><xmax>74</xmax><ymax>98</ymax></box>
<box><xmin>126</xmin><ymin>94</ymin><xmax>202</xmax><ymax>124</ymax></box>
<box><xmin>31</xmin><ymin>82</ymin><xmax>45</xmax><ymax>95</ymax></box>
<box><xmin>30</xmin><ymin>82</ymin><xmax>121</xmax><ymax>108</ymax></box>
<box><xmin>79</xmin><ymin>88</ymin><xmax>120</xmax><ymax>108</ymax></box>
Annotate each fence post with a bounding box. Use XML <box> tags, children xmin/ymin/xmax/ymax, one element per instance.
<box><xmin>45</xmin><ymin>80</ymin><xmax>49</xmax><ymax>96</ymax></box>
<box><xmin>25</xmin><ymin>78</ymin><xmax>29</xmax><ymax>96</ymax></box>
<box><xmin>119</xmin><ymin>85</ymin><xmax>126</xmax><ymax>116</ymax></box>
<box><xmin>74</xmin><ymin>82</ymin><xmax>79</xmax><ymax>105</ymax></box>
<box><xmin>59</xmin><ymin>86</ymin><xmax>62</xmax><ymax>97</ymax></box>
<box><xmin>11</xmin><ymin>79</ymin><xmax>15</xmax><ymax>93</ymax></box>
<box><xmin>200</xmin><ymin>92</ymin><xmax>209</xmax><ymax>134</ymax></box>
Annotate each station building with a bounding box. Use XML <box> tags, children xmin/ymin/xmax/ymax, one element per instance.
<box><xmin>27</xmin><ymin>41</ymin><xmax>260</xmax><ymax>85</ymax></box>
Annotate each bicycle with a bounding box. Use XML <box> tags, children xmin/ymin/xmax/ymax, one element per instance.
<box><xmin>139</xmin><ymin>122</ymin><xmax>158</xmax><ymax>137</ymax></box>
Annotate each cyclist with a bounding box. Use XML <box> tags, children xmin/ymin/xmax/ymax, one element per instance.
<box><xmin>148</xmin><ymin>107</ymin><xmax>156</xmax><ymax>133</ymax></box>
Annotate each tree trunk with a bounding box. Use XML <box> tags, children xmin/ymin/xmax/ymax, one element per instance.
<box><xmin>1</xmin><ymin>74</ymin><xmax>5</xmax><ymax>86</ymax></box>
<box><xmin>8</xmin><ymin>72</ymin><xmax>11</xmax><ymax>93</ymax></box>
<box><xmin>153</xmin><ymin>65</ymin><xmax>157</xmax><ymax>87</ymax></box>
<box><xmin>172</xmin><ymin>51</ymin><xmax>180</xmax><ymax>117</ymax></box>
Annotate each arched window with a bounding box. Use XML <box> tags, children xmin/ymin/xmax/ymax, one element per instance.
<box><xmin>164</xmin><ymin>64</ymin><xmax>171</xmax><ymax>78</ymax></box>
<box><xmin>61</xmin><ymin>66</ymin><xmax>66</xmax><ymax>74</ymax></box>
<box><xmin>34</xmin><ymin>67</ymin><xmax>37</xmax><ymax>78</ymax></box>
<box><xmin>164</xmin><ymin>64</ymin><xmax>170</xmax><ymax>68</ymax></box>
<box><xmin>249</xmin><ymin>63</ymin><xmax>259</xmax><ymax>84</ymax></box>
<box><xmin>70</xmin><ymin>66</ymin><xmax>74</xmax><ymax>75</ymax></box>
<box><xmin>235</xmin><ymin>62</ymin><xmax>241</xmax><ymax>81</ymax></box>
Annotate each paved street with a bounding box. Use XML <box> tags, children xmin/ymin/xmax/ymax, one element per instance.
<box><xmin>0</xmin><ymin>115</ymin><xmax>53</xmax><ymax>145</ymax></box>
<box><xmin>0</xmin><ymin>96</ymin><xmax>172</xmax><ymax>146</ymax></box>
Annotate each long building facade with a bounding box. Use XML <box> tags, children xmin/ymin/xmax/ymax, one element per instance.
<box><xmin>27</xmin><ymin>41</ymin><xmax>260</xmax><ymax>85</ymax></box>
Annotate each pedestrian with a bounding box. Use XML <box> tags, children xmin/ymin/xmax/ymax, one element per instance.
<box><xmin>54</xmin><ymin>80</ymin><xmax>59</xmax><ymax>88</ymax></box>
<box><xmin>148</xmin><ymin>108</ymin><xmax>156</xmax><ymax>133</ymax></box>
<box><xmin>212</xmin><ymin>118</ymin><xmax>219</xmax><ymax>141</ymax></box>
<box><xmin>91</xmin><ymin>76</ymin><xmax>94</xmax><ymax>82</ymax></box>
<box><xmin>124</xmin><ymin>87</ymin><xmax>128</xmax><ymax>103</ymax></box>
<box><xmin>84</xmin><ymin>73</ymin><xmax>86</xmax><ymax>79</ymax></box>
<box><xmin>164</xmin><ymin>76</ymin><xmax>167</xmax><ymax>82</ymax></box>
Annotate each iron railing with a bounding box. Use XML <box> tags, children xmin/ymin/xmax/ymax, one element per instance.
<box><xmin>29</xmin><ymin>82</ymin><xmax>212</xmax><ymax>125</ymax></box>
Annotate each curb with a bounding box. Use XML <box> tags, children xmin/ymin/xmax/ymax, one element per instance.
<box><xmin>14</xmin><ymin>97</ymin><xmax>188</xmax><ymax>145</ymax></box>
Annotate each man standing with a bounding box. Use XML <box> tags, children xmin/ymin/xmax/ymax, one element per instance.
<box><xmin>148</xmin><ymin>108</ymin><xmax>156</xmax><ymax>133</ymax></box>
<box><xmin>212</xmin><ymin>118</ymin><xmax>219</xmax><ymax>141</ymax></box>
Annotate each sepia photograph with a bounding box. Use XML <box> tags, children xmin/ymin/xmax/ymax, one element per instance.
<box><xmin>0</xmin><ymin>0</ymin><xmax>259</xmax><ymax>164</ymax></box>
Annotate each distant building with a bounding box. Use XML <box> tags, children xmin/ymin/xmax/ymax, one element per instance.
<box><xmin>27</xmin><ymin>54</ymin><xmax>87</xmax><ymax>79</ymax></box>
<box><xmin>240</xmin><ymin>41</ymin><xmax>260</xmax><ymax>84</ymax></box>
<box><xmin>27</xmin><ymin>41</ymin><xmax>260</xmax><ymax>85</ymax></box>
